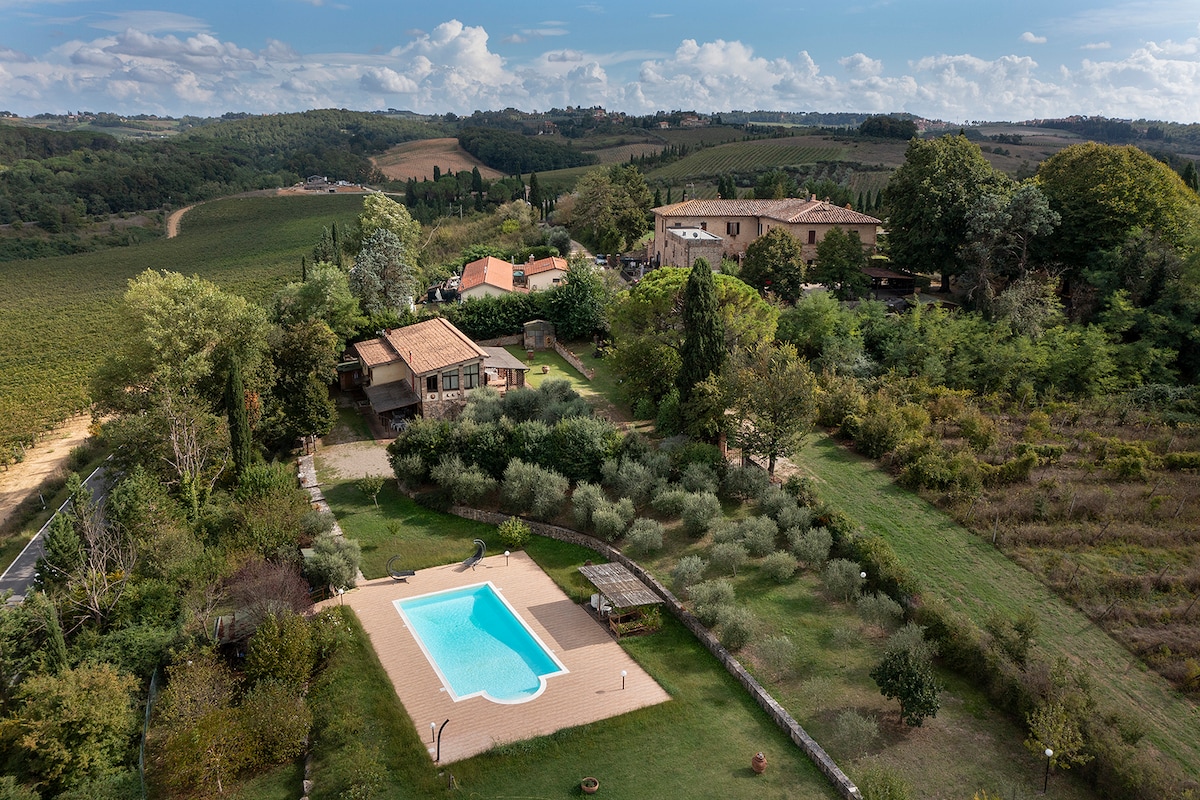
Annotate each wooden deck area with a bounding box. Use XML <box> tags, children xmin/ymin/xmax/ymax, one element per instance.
<box><xmin>333</xmin><ymin>551</ymin><xmax>671</xmax><ymax>763</ymax></box>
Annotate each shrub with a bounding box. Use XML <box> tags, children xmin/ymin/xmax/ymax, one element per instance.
<box><xmin>709</xmin><ymin>519</ymin><xmax>742</xmax><ymax>544</ymax></box>
<box><xmin>886</xmin><ymin>622</ymin><xmax>938</xmax><ymax>664</ymax></box>
<box><xmin>717</xmin><ymin>605</ymin><xmax>754</xmax><ymax>650</ymax></box>
<box><xmin>830</xmin><ymin>710</ymin><xmax>879</xmax><ymax>759</ymax></box>
<box><xmin>571</xmin><ymin>482</ymin><xmax>607</xmax><ymax>530</ymax></box>
<box><xmin>601</xmin><ymin>458</ymin><xmax>654</xmax><ymax>505</ymax></box>
<box><xmin>656</xmin><ymin>388</ymin><xmax>683</xmax><ymax>435</ymax></box>
<box><xmin>551</xmin><ymin>415</ymin><xmax>621</xmax><ymax>483</ymax></box>
<box><xmin>430</xmin><ymin>455</ymin><xmax>496</xmax><ymax>505</ymax></box>
<box><xmin>631</xmin><ymin>396</ymin><xmax>656</xmax><ymax>420</ymax></box>
<box><xmin>689</xmin><ymin>579</ymin><xmax>736</xmax><ymax>625</ymax></box>
<box><xmin>391</xmin><ymin>453</ymin><xmax>426</xmax><ymax>488</ymax></box>
<box><xmin>790</xmin><ymin>526</ymin><xmax>832</xmax><ymax>568</ymax></box>
<box><xmin>760</xmin><ymin>551</ymin><xmax>797</xmax><ymax>584</ymax></box>
<box><xmin>501</xmin><ymin>459</ymin><xmax>567</xmax><ymax>519</ymax></box>
<box><xmin>497</xmin><ymin>516</ymin><xmax>531</xmax><ymax>549</ymax></box>
<box><xmin>823</xmin><ymin>558</ymin><xmax>864</xmax><ymax>601</ymax></box>
<box><xmin>959</xmin><ymin>409</ymin><xmax>1000</xmax><ymax>452</ymax></box>
<box><xmin>782</xmin><ymin>473</ymin><xmax>820</xmax><ymax>506</ymax></box>
<box><xmin>625</xmin><ymin>518</ymin><xmax>664</xmax><ymax>553</ymax></box>
<box><xmin>671</xmin><ymin>555</ymin><xmax>708</xmax><ymax>595</ymax></box>
<box><xmin>680</xmin><ymin>462</ymin><xmax>719</xmax><ymax>494</ymax></box>
<box><xmin>722</xmin><ymin>464</ymin><xmax>769</xmax><ymax>502</ymax></box>
<box><xmin>299</xmin><ymin>509</ymin><xmax>336</xmax><ymax>540</ymax></box>
<box><xmin>681</xmin><ymin>491</ymin><xmax>722</xmax><ymax>537</ymax></box>
<box><xmin>709</xmin><ymin>541</ymin><xmax>748</xmax><ymax>576</ymax></box>
<box><xmin>858</xmin><ymin>765</ymin><xmax>911</xmax><ymax>800</ymax></box>
<box><xmin>245</xmin><ymin>612</ymin><xmax>315</xmax><ymax>693</ymax></box>
<box><xmin>591</xmin><ymin>508</ymin><xmax>628</xmax><ymax>542</ymax></box>
<box><xmin>651</xmin><ymin>486</ymin><xmax>690</xmax><ymax>518</ymax></box>
<box><xmin>739</xmin><ymin>516</ymin><xmax>778</xmax><ymax>557</ymax></box>
<box><xmin>304</xmin><ymin>535</ymin><xmax>362</xmax><ymax>591</ymax></box>
<box><xmin>239</xmin><ymin>682</ymin><xmax>312</xmax><ymax>767</ymax></box>
<box><xmin>757</xmin><ymin>485</ymin><xmax>797</xmax><ymax>520</ymax></box>
<box><xmin>858</xmin><ymin>591</ymin><xmax>904</xmax><ymax>631</ymax></box>
<box><xmin>756</xmin><ymin>634</ymin><xmax>798</xmax><ymax>678</ymax></box>
<box><xmin>775</xmin><ymin>503</ymin><xmax>813</xmax><ymax>533</ymax></box>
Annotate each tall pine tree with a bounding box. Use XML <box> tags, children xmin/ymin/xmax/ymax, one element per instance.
<box><xmin>677</xmin><ymin>258</ymin><xmax>726</xmax><ymax>406</ymax></box>
<box><xmin>529</xmin><ymin>172</ymin><xmax>543</xmax><ymax>218</ymax></box>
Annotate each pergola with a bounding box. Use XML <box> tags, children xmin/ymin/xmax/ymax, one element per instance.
<box><xmin>577</xmin><ymin>562</ymin><xmax>662</xmax><ymax>637</ymax></box>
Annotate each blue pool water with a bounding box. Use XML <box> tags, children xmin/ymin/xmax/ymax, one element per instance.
<box><xmin>394</xmin><ymin>582</ymin><xmax>567</xmax><ymax>704</ymax></box>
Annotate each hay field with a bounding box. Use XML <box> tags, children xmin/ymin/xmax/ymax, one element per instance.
<box><xmin>372</xmin><ymin>138</ymin><xmax>504</xmax><ymax>181</ymax></box>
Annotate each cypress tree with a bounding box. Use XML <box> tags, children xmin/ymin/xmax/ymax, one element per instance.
<box><xmin>666</xmin><ymin>187</ymin><xmax>673</xmax><ymax>204</ymax></box>
<box><xmin>226</xmin><ymin>358</ymin><xmax>253</xmax><ymax>482</ymax></box>
<box><xmin>654</xmin><ymin>188</ymin><xmax>662</xmax><ymax>208</ymax></box>
<box><xmin>677</xmin><ymin>258</ymin><xmax>726</xmax><ymax>406</ymax></box>
<box><xmin>529</xmin><ymin>172</ymin><xmax>543</xmax><ymax>218</ymax></box>
<box><xmin>301</xmin><ymin>255</ymin><xmax>307</xmax><ymax>282</ymax></box>
<box><xmin>1183</xmin><ymin>161</ymin><xmax>1199</xmax><ymax>193</ymax></box>
<box><xmin>433</xmin><ymin>165</ymin><xmax>441</xmax><ymax>182</ymax></box>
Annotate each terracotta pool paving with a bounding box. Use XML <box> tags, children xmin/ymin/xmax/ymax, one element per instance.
<box><xmin>336</xmin><ymin>550</ymin><xmax>671</xmax><ymax>763</ymax></box>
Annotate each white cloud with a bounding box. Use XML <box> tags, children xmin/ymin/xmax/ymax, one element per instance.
<box><xmin>88</xmin><ymin>11</ymin><xmax>210</xmax><ymax>35</ymax></box>
<box><xmin>1081</xmin><ymin>41</ymin><xmax>1112</xmax><ymax>50</ymax></box>
<box><xmin>840</xmin><ymin>52</ymin><xmax>883</xmax><ymax>77</ymax></box>
<box><xmin>1021</xmin><ymin>32</ymin><xmax>1047</xmax><ymax>44</ymax></box>
<box><xmin>2</xmin><ymin>17</ymin><xmax>1200</xmax><ymax>123</ymax></box>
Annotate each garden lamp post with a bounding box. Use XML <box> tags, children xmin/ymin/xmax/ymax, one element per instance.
<box><xmin>431</xmin><ymin>722</ymin><xmax>436</xmax><ymax>742</ymax></box>
<box><xmin>1043</xmin><ymin>748</ymin><xmax>1054</xmax><ymax>793</ymax></box>
<box><xmin>621</xmin><ymin>670</ymin><xmax>627</xmax><ymax>690</ymax></box>
<box><xmin>504</xmin><ymin>550</ymin><xmax>510</xmax><ymax>566</ymax></box>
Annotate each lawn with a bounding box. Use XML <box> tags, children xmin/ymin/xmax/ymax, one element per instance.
<box><xmin>503</xmin><ymin>343</ymin><xmax>632</xmax><ymax>423</ymax></box>
<box><xmin>312</xmin><ymin>481</ymin><xmax>841</xmax><ymax>799</ymax></box>
<box><xmin>794</xmin><ymin>434</ymin><xmax>1200</xmax><ymax>781</ymax></box>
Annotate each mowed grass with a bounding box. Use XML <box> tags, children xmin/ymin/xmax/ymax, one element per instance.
<box><xmin>0</xmin><ymin>193</ymin><xmax>363</xmax><ymax>449</ymax></box>
<box><xmin>794</xmin><ymin>435</ymin><xmax>1200</xmax><ymax>780</ymax></box>
<box><xmin>503</xmin><ymin>343</ymin><xmax>631</xmax><ymax>423</ymax></box>
<box><xmin>314</xmin><ymin>476</ymin><xmax>840</xmax><ymax>799</ymax></box>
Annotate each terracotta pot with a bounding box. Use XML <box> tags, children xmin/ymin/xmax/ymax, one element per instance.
<box><xmin>751</xmin><ymin>752</ymin><xmax>768</xmax><ymax>775</ymax></box>
<box><xmin>581</xmin><ymin>777</ymin><xmax>599</xmax><ymax>794</ymax></box>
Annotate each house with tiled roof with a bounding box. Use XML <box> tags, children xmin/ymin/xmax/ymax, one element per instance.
<box><xmin>518</xmin><ymin>255</ymin><xmax>569</xmax><ymax>290</ymax></box>
<box><xmin>349</xmin><ymin>317</ymin><xmax>489</xmax><ymax>422</ymax></box>
<box><xmin>459</xmin><ymin>256</ymin><xmax>517</xmax><ymax>299</ymax></box>
<box><xmin>651</xmin><ymin>197</ymin><xmax>881</xmax><ymax>267</ymax></box>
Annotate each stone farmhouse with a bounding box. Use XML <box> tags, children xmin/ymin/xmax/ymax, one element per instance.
<box><xmin>651</xmin><ymin>197</ymin><xmax>881</xmax><ymax>267</ymax></box>
<box><xmin>349</xmin><ymin>317</ymin><xmax>492</xmax><ymax>423</ymax></box>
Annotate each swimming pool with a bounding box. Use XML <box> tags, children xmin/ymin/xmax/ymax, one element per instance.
<box><xmin>394</xmin><ymin>582</ymin><xmax>568</xmax><ymax>704</ymax></box>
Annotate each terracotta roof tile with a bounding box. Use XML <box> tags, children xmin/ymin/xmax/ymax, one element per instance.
<box><xmin>353</xmin><ymin>318</ymin><xmax>486</xmax><ymax>375</ymax></box>
<box><xmin>523</xmin><ymin>256</ymin><xmax>569</xmax><ymax>276</ymax></box>
<box><xmin>461</xmin><ymin>256</ymin><xmax>515</xmax><ymax>292</ymax></box>
<box><xmin>654</xmin><ymin>198</ymin><xmax>880</xmax><ymax>226</ymax></box>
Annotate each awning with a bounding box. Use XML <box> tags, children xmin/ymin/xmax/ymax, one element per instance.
<box><xmin>363</xmin><ymin>380</ymin><xmax>420</xmax><ymax>413</ymax></box>
<box><xmin>482</xmin><ymin>346</ymin><xmax>531</xmax><ymax>372</ymax></box>
<box><xmin>578</xmin><ymin>563</ymin><xmax>661</xmax><ymax>609</ymax></box>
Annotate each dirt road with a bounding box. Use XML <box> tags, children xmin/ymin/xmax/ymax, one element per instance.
<box><xmin>0</xmin><ymin>415</ymin><xmax>93</xmax><ymax>531</ymax></box>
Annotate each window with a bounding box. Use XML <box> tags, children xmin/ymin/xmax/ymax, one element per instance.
<box><xmin>757</xmin><ymin>223</ymin><xmax>763</xmax><ymax>236</ymax></box>
<box><xmin>463</xmin><ymin>363</ymin><xmax>480</xmax><ymax>389</ymax></box>
<box><xmin>700</xmin><ymin>221</ymin><xmax>707</xmax><ymax>231</ymax></box>
<box><xmin>726</xmin><ymin>221</ymin><xmax>740</xmax><ymax>236</ymax></box>
<box><xmin>808</xmin><ymin>230</ymin><xmax>817</xmax><ymax>244</ymax></box>
<box><xmin>426</xmin><ymin>375</ymin><xmax>437</xmax><ymax>393</ymax></box>
<box><xmin>442</xmin><ymin>370</ymin><xmax>460</xmax><ymax>391</ymax></box>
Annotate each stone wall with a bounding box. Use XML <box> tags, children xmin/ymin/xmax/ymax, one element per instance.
<box><xmin>448</xmin><ymin>506</ymin><xmax>862</xmax><ymax>800</ymax></box>
<box><xmin>553</xmin><ymin>342</ymin><xmax>595</xmax><ymax>379</ymax></box>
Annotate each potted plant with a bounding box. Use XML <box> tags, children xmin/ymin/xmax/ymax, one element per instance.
<box><xmin>581</xmin><ymin>776</ymin><xmax>600</xmax><ymax>794</ymax></box>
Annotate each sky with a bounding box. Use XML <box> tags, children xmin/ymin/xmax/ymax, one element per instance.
<box><xmin>2</xmin><ymin>0</ymin><xmax>1199</xmax><ymax>123</ymax></box>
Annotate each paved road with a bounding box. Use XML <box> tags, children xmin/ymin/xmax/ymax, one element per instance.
<box><xmin>0</xmin><ymin>462</ymin><xmax>109</xmax><ymax>603</ymax></box>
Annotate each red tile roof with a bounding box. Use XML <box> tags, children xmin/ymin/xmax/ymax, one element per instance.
<box><xmin>523</xmin><ymin>256</ymin><xmax>569</xmax><ymax>276</ymax></box>
<box><xmin>461</xmin><ymin>256</ymin><xmax>515</xmax><ymax>292</ymax></box>
<box><xmin>654</xmin><ymin>198</ymin><xmax>880</xmax><ymax>226</ymax></box>
<box><xmin>353</xmin><ymin>318</ymin><xmax>487</xmax><ymax>375</ymax></box>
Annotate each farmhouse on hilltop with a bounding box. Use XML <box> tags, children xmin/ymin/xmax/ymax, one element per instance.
<box><xmin>349</xmin><ymin>317</ymin><xmax>491</xmax><ymax>423</ymax></box>
<box><xmin>651</xmin><ymin>197</ymin><xmax>881</xmax><ymax>267</ymax></box>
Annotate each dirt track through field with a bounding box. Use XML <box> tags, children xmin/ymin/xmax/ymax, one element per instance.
<box><xmin>0</xmin><ymin>415</ymin><xmax>92</xmax><ymax>532</ymax></box>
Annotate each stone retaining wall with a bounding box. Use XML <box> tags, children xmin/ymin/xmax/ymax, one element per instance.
<box><xmin>553</xmin><ymin>342</ymin><xmax>595</xmax><ymax>379</ymax></box>
<box><xmin>449</xmin><ymin>506</ymin><xmax>862</xmax><ymax>800</ymax></box>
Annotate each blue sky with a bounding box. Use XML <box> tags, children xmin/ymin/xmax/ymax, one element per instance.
<box><xmin>2</xmin><ymin>0</ymin><xmax>1199</xmax><ymax>122</ymax></box>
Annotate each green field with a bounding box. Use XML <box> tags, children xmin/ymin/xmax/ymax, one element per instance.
<box><xmin>795</xmin><ymin>435</ymin><xmax>1200</xmax><ymax>780</ymax></box>
<box><xmin>0</xmin><ymin>194</ymin><xmax>364</xmax><ymax>450</ymax></box>
<box><xmin>647</xmin><ymin>139</ymin><xmax>852</xmax><ymax>181</ymax></box>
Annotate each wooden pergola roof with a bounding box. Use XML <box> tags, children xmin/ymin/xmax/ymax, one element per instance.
<box><xmin>578</xmin><ymin>563</ymin><xmax>661</xmax><ymax>609</ymax></box>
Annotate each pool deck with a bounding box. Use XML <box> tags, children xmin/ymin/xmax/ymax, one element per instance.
<box><xmin>335</xmin><ymin>551</ymin><xmax>671</xmax><ymax>764</ymax></box>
